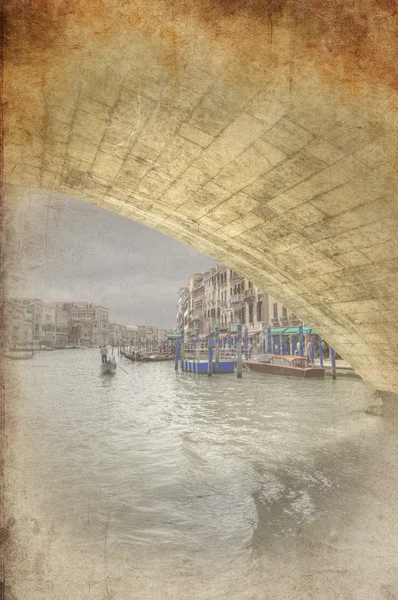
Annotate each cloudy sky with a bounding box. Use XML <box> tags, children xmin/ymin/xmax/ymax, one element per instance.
<box><xmin>8</xmin><ymin>190</ymin><xmax>216</xmax><ymax>328</ymax></box>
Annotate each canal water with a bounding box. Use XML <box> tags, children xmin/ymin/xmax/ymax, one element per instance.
<box><xmin>7</xmin><ymin>349</ymin><xmax>398</xmax><ymax>599</ymax></box>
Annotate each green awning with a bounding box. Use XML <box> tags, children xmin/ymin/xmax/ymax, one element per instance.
<box><xmin>282</xmin><ymin>327</ymin><xmax>298</xmax><ymax>335</ymax></box>
<box><xmin>269</xmin><ymin>327</ymin><xmax>288</xmax><ymax>335</ymax></box>
<box><xmin>265</xmin><ymin>326</ymin><xmax>318</xmax><ymax>336</ymax></box>
<box><xmin>303</xmin><ymin>327</ymin><xmax>317</xmax><ymax>335</ymax></box>
<box><xmin>281</xmin><ymin>327</ymin><xmax>317</xmax><ymax>335</ymax></box>
<box><xmin>164</xmin><ymin>333</ymin><xmax>182</xmax><ymax>339</ymax></box>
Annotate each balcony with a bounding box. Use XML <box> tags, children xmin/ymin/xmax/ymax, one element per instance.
<box><xmin>247</xmin><ymin>321</ymin><xmax>265</xmax><ymax>333</ymax></box>
<box><xmin>243</xmin><ymin>288</ymin><xmax>256</xmax><ymax>301</ymax></box>
<box><xmin>230</xmin><ymin>293</ymin><xmax>243</xmax><ymax>305</ymax></box>
<box><xmin>191</xmin><ymin>316</ymin><xmax>203</xmax><ymax>324</ymax></box>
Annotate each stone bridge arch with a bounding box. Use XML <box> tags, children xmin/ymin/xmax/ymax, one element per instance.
<box><xmin>3</xmin><ymin>0</ymin><xmax>398</xmax><ymax>392</ymax></box>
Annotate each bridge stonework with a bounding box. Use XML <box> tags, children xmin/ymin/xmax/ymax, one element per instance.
<box><xmin>4</xmin><ymin>0</ymin><xmax>398</xmax><ymax>392</ymax></box>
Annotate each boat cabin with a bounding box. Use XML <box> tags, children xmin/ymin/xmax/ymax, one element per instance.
<box><xmin>256</xmin><ymin>354</ymin><xmax>313</xmax><ymax>368</ymax></box>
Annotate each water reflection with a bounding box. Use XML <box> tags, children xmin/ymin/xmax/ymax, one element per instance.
<box><xmin>8</xmin><ymin>349</ymin><xmax>398</xmax><ymax>597</ymax></box>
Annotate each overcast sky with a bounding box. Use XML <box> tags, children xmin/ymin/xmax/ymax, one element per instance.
<box><xmin>8</xmin><ymin>190</ymin><xmax>216</xmax><ymax>328</ymax></box>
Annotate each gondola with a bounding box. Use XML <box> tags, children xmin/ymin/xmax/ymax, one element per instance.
<box><xmin>121</xmin><ymin>350</ymin><xmax>173</xmax><ymax>362</ymax></box>
<box><xmin>100</xmin><ymin>358</ymin><xmax>117</xmax><ymax>374</ymax></box>
<box><xmin>140</xmin><ymin>354</ymin><xmax>174</xmax><ymax>362</ymax></box>
<box><xmin>120</xmin><ymin>350</ymin><xmax>144</xmax><ymax>361</ymax></box>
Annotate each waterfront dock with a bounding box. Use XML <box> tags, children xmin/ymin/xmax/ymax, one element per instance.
<box><xmin>314</xmin><ymin>358</ymin><xmax>361</xmax><ymax>378</ymax></box>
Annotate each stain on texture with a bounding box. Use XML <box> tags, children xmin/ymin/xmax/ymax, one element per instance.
<box><xmin>4</xmin><ymin>0</ymin><xmax>398</xmax><ymax>91</ymax></box>
<box><xmin>189</xmin><ymin>0</ymin><xmax>398</xmax><ymax>92</ymax></box>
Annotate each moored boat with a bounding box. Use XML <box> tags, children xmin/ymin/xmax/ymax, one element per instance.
<box><xmin>142</xmin><ymin>354</ymin><xmax>174</xmax><ymax>362</ymax></box>
<box><xmin>121</xmin><ymin>350</ymin><xmax>174</xmax><ymax>362</ymax></box>
<box><xmin>244</xmin><ymin>354</ymin><xmax>325</xmax><ymax>379</ymax></box>
<box><xmin>4</xmin><ymin>351</ymin><xmax>34</xmax><ymax>360</ymax></box>
<box><xmin>121</xmin><ymin>350</ymin><xmax>143</xmax><ymax>361</ymax></box>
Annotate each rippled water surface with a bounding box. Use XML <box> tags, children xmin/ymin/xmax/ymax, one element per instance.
<box><xmin>9</xmin><ymin>349</ymin><xmax>398</xmax><ymax>599</ymax></box>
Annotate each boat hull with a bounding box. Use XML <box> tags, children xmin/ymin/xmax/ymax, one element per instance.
<box><xmin>141</xmin><ymin>356</ymin><xmax>174</xmax><ymax>362</ymax></box>
<box><xmin>100</xmin><ymin>361</ymin><xmax>117</xmax><ymax>374</ymax></box>
<box><xmin>5</xmin><ymin>352</ymin><xmax>34</xmax><ymax>360</ymax></box>
<box><xmin>121</xmin><ymin>351</ymin><xmax>173</xmax><ymax>362</ymax></box>
<box><xmin>244</xmin><ymin>360</ymin><xmax>325</xmax><ymax>378</ymax></box>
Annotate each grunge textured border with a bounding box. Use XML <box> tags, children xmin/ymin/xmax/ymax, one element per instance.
<box><xmin>2</xmin><ymin>1</ymin><xmax>398</xmax><ymax>598</ymax></box>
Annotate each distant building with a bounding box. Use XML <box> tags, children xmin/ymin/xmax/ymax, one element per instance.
<box><xmin>125</xmin><ymin>325</ymin><xmax>139</xmax><ymax>346</ymax></box>
<box><xmin>6</xmin><ymin>299</ymin><xmax>59</xmax><ymax>348</ymax></box>
<box><xmin>49</xmin><ymin>301</ymin><xmax>110</xmax><ymax>345</ymax></box>
<box><xmin>109</xmin><ymin>323</ymin><xmax>127</xmax><ymax>346</ymax></box>
<box><xmin>69</xmin><ymin>319</ymin><xmax>97</xmax><ymax>346</ymax></box>
<box><xmin>123</xmin><ymin>324</ymin><xmax>174</xmax><ymax>351</ymax></box>
<box><xmin>4</xmin><ymin>301</ymin><xmax>34</xmax><ymax>349</ymax></box>
<box><xmin>54</xmin><ymin>309</ymin><xmax>69</xmax><ymax>347</ymax></box>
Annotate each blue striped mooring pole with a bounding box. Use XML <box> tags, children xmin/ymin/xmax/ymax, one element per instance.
<box><xmin>318</xmin><ymin>336</ymin><xmax>324</xmax><ymax>367</ymax></box>
<box><xmin>175</xmin><ymin>339</ymin><xmax>179</xmax><ymax>370</ymax></box>
<box><xmin>215</xmin><ymin>327</ymin><xmax>220</xmax><ymax>374</ymax></box>
<box><xmin>195</xmin><ymin>328</ymin><xmax>200</xmax><ymax>373</ymax></box>
<box><xmin>208</xmin><ymin>338</ymin><xmax>213</xmax><ymax>377</ymax></box>
<box><xmin>330</xmin><ymin>347</ymin><xmax>337</xmax><ymax>379</ymax></box>
<box><xmin>180</xmin><ymin>328</ymin><xmax>185</xmax><ymax>369</ymax></box>
<box><xmin>237</xmin><ymin>324</ymin><xmax>243</xmax><ymax>379</ymax></box>
<box><xmin>298</xmin><ymin>324</ymin><xmax>304</xmax><ymax>357</ymax></box>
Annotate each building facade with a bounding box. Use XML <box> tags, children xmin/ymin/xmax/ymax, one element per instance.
<box><xmin>176</xmin><ymin>264</ymin><xmax>300</xmax><ymax>339</ymax></box>
<box><xmin>54</xmin><ymin>308</ymin><xmax>69</xmax><ymax>347</ymax></box>
<box><xmin>122</xmin><ymin>325</ymin><xmax>174</xmax><ymax>351</ymax></box>
<box><xmin>5</xmin><ymin>299</ymin><xmax>61</xmax><ymax>348</ymax></box>
<box><xmin>109</xmin><ymin>323</ymin><xmax>127</xmax><ymax>346</ymax></box>
<box><xmin>49</xmin><ymin>302</ymin><xmax>110</xmax><ymax>346</ymax></box>
<box><xmin>4</xmin><ymin>301</ymin><xmax>34</xmax><ymax>349</ymax></box>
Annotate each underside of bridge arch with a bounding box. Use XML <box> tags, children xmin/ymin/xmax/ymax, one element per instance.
<box><xmin>3</xmin><ymin>0</ymin><xmax>398</xmax><ymax>392</ymax></box>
